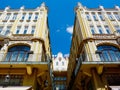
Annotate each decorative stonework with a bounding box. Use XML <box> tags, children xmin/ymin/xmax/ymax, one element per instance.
<box><xmin>9</xmin><ymin>35</ymin><xmax>33</xmax><ymax>41</ymax></box>
<box><xmin>93</xmin><ymin>34</ymin><xmax>116</xmax><ymax>40</ymax></box>
<box><xmin>95</xmin><ymin>40</ymin><xmax>118</xmax><ymax>46</ymax></box>
<box><xmin>9</xmin><ymin>41</ymin><xmax>32</xmax><ymax>46</ymax></box>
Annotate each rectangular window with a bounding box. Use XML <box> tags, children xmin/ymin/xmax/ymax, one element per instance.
<box><xmin>5</xmin><ymin>14</ymin><xmax>11</xmax><ymax>20</ymax></box>
<box><xmin>23</xmin><ymin>26</ymin><xmax>28</xmax><ymax>34</ymax></box>
<box><xmin>0</xmin><ymin>26</ymin><xmax>3</xmax><ymax>33</ymax></box>
<box><xmin>12</xmin><ymin>13</ymin><xmax>17</xmax><ymax>20</ymax></box>
<box><xmin>16</xmin><ymin>26</ymin><xmax>21</xmax><ymax>34</ymax></box>
<box><xmin>107</xmin><ymin>13</ymin><xmax>114</xmax><ymax>20</ymax></box>
<box><xmin>98</xmin><ymin>14</ymin><xmax>104</xmax><ymax>21</ymax></box>
<box><xmin>31</xmin><ymin>26</ymin><xmax>35</xmax><ymax>34</ymax></box>
<box><xmin>105</xmin><ymin>26</ymin><xmax>111</xmax><ymax>34</ymax></box>
<box><xmin>114</xmin><ymin>13</ymin><xmax>120</xmax><ymax>20</ymax></box>
<box><xmin>22</xmin><ymin>14</ymin><xmax>26</xmax><ymax>20</ymax></box>
<box><xmin>5</xmin><ymin>26</ymin><xmax>11</xmax><ymax>35</ymax></box>
<box><xmin>28</xmin><ymin>13</ymin><xmax>32</xmax><ymax>20</ymax></box>
<box><xmin>98</xmin><ymin>26</ymin><xmax>103</xmax><ymax>34</ymax></box>
<box><xmin>115</xmin><ymin>25</ymin><xmax>120</xmax><ymax>34</ymax></box>
<box><xmin>86</xmin><ymin>13</ymin><xmax>91</xmax><ymax>20</ymax></box>
<box><xmin>35</xmin><ymin>13</ymin><xmax>38</xmax><ymax>20</ymax></box>
<box><xmin>92</xmin><ymin>13</ymin><xmax>98</xmax><ymax>21</ymax></box>
<box><xmin>90</xmin><ymin>26</ymin><xmax>95</xmax><ymax>34</ymax></box>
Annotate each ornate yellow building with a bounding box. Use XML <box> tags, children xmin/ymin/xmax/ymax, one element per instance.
<box><xmin>67</xmin><ymin>3</ymin><xmax>120</xmax><ymax>90</ymax></box>
<box><xmin>52</xmin><ymin>53</ymin><xmax>68</xmax><ymax>90</ymax></box>
<box><xmin>0</xmin><ymin>3</ymin><xmax>52</xmax><ymax>90</ymax></box>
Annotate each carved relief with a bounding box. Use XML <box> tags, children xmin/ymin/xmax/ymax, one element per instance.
<box><xmin>8</xmin><ymin>41</ymin><xmax>32</xmax><ymax>47</ymax></box>
<box><xmin>95</xmin><ymin>40</ymin><xmax>118</xmax><ymax>46</ymax></box>
<box><xmin>9</xmin><ymin>35</ymin><xmax>33</xmax><ymax>41</ymax></box>
<box><xmin>93</xmin><ymin>34</ymin><xmax>116</xmax><ymax>40</ymax></box>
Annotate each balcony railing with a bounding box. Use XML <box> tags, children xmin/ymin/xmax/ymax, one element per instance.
<box><xmin>79</xmin><ymin>53</ymin><xmax>120</xmax><ymax>62</ymax></box>
<box><xmin>74</xmin><ymin>53</ymin><xmax>120</xmax><ymax>77</ymax></box>
<box><xmin>0</xmin><ymin>52</ymin><xmax>50</xmax><ymax>63</ymax></box>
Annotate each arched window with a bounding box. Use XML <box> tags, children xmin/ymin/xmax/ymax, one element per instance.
<box><xmin>5</xmin><ymin>45</ymin><xmax>30</xmax><ymax>62</ymax></box>
<box><xmin>97</xmin><ymin>45</ymin><xmax>120</xmax><ymax>61</ymax></box>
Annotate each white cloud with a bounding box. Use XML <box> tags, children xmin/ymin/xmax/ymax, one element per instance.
<box><xmin>66</xmin><ymin>25</ymin><xmax>73</xmax><ymax>34</ymax></box>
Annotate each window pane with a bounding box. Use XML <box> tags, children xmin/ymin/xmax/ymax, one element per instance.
<box><xmin>115</xmin><ymin>25</ymin><xmax>120</xmax><ymax>34</ymax></box>
<box><xmin>114</xmin><ymin>13</ymin><xmax>120</xmax><ymax>20</ymax></box>
<box><xmin>31</xmin><ymin>26</ymin><xmax>35</xmax><ymax>34</ymax></box>
<box><xmin>107</xmin><ymin>13</ymin><xmax>114</xmax><ymax>20</ymax></box>
<box><xmin>105</xmin><ymin>26</ymin><xmax>111</xmax><ymax>34</ymax></box>
<box><xmin>16</xmin><ymin>26</ymin><xmax>21</xmax><ymax>34</ymax></box>
<box><xmin>99</xmin><ymin>14</ymin><xmax>104</xmax><ymax>20</ymax></box>
<box><xmin>28</xmin><ymin>13</ymin><xmax>32</xmax><ymax>20</ymax></box>
<box><xmin>90</xmin><ymin>26</ymin><xmax>95</xmax><ymax>34</ymax></box>
<box><xmin>86</xmin><ymin>13</ymin><xmax>91</xmax><ymax>20</ymax></box>
<box><xmin>35</xmin><ymin>13</ymin><xmax>38</xmax><ymax>20</ymax></box>
<box><xmin>5</xmin><ymin>26</ymin><xmax>11</xmax><ymax>35</ymax></box>
<box><xmin>22</xmin><ymin>14</ymin><xmax>26</xmax><ymax>20</ymax></box>
<box><xmin>23</xmin><ymin>26</ymin><xmax>28</xmax><ymax>34</ymax></box>
<box><xmin>98</xmin><ymin>26</ymin><xmax>103</xmax><ymax>34</ymax></box>
<box><xmin>12</xmin><ymin>14</ymin><xmax>17</xmax><ymax>20</ymax></box>
<box><xmin>92</xmin><ymin>13</ymin><xmax>98</xmax><ymax>20</ymax></box>
<box><xmin>6</xmin><ymin>46</ymin><xmax>30</xmax><ymax>62</ymax></box>
<box><xmin>97</xmin><ymin>45</ymin><xmax>120</xmax><ymax>62</ymax></box>
<box><xmin>0</xmin><ymin>26</ymin><xmax>3</xmax><ymax>33</ymax></box>
<box><xmin>5</xmin><ymin>14</ymin><xmax>10</xmax><ymax>20</ymax></box>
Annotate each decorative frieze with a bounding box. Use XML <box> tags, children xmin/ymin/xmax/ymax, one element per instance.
<box><xmin>95</xmin><ymin>40</ymin><xmax>118</xmax><ymax>45</ymax></box>
<box><xmin>93</xmin><ymin>34</ymin><xmax>116</xmax><ymax>40</ymax></box>
<box><xmin>9</xmin><ymin>35</ymin><xmax>33</xmax><ymax>41</ymax></box>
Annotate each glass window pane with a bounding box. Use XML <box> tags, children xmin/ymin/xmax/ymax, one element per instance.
<box><xmin>105</xmin><ymin>26</ymin><xmax>111</xmax><ymax>34</ymax></box>
<box><xmin>90</xmin><ymin>26</ymin><xmax>95</xmax><ymax>34</ymax></box>
<box><xmin>11</xmin><ymin>52</ymin><xmax>18</xmax><ymax>61</ymax></box>
<box><xmin>6</xmin><ymin>46</ymin><xmax>30</xmax><ymax>62</ymax></box>
<box><xmin>17</xmin><ymin>51</ymin><xmax>24</xmax><ymax>61</ymax></box>
<box><xmin>0</xmin><ymin>26</ymin><xmax>3</xmax><ymax>33</ymax></box>
<box><xmin>97</xmin><ymin>45</ymin><xmax>120</xmax><ymax>62</ymax></box>
<box><xmin>98</xmin><ymin>26</ymin><xmax>103</xmax><ymax>34</ymax></box>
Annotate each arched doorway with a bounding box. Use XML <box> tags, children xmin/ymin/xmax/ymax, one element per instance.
<box><xmin>5</xmin><ymin>45</ymin><xmax>30</xmax><ymax>62</ymax></box>
<box><xmin>97</xmin><ymin>45</ymin><xmax>120</xmax><ymax>61</ymax></box>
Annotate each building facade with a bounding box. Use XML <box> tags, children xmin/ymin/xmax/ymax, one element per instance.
<box><xmin>0</xmin><ymin>3</ymin><xmax>52</xmax><ymax>90</ymax></box>
<box><xmin>67</xmin><ymin>3</ymin><xmax>120</xmax><ymax>90</ymax></box>
<box><xmin>52</xmin><ymin>53</ymin><xmax>68</xmax><ymax>90</ymax></box>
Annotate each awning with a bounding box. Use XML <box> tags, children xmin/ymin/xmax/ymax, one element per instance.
<box><xmin>109</xmin><ymin>86</ymin><xmax>120</xmax><ymax>90</ymax></box>
<box><xmin>0</xmin><ymin>86</ymin><xmax>32</xmax><ymax>90</ymax></box>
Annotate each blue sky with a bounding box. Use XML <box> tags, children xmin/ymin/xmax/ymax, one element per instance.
<box><xmin>0</xmin><ymin>0</ymin><xmax>120</xmax><ymax>55</ymax></box>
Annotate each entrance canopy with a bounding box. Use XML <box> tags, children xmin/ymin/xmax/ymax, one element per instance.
<box><xmin>0</xmin><ymin>86</ymin><xmax>32</xmax><ymax>90</ymax></box>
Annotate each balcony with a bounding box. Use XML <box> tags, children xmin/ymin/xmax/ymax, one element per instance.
<box><xmin>79</xmin><ymin>53</ymin><xmax>120</xmax><ymax>63</ymax></box>
<box><xmin>0</xmin><ymin>52</ymin><xmax>51</xmax><ymax>67</ymax></box>
<box><xmin>74</xmin><ymin>53</ymin><xmax>120</xmax><ymax>76</ymax></box>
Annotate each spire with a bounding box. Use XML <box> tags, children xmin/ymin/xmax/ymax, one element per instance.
<box><xmin>99</xmin><ymin>5</ymin><xmax>104</xmax><ymax>10</ymax></box>
<box><xmin>20</xmin><ymin>6</ymin><xmax>24</xmax><ymax>10</ymax></box>
<box><xmin>115</xmin><ymin>5</ymin><xmax>119</xmax><ymax>10</ymax></box>
<box><xmin>76</xmin><ymin>2</ymin><xmax>84</xmax><ymax>11</ymax></box>
<box><xmin>41</xmin><ymin>2</ymin><xmax>45</xmax><ymax>7</ymax></box>
<box><xmin>77</xmin><ymin>2</ymin><xmax>82</xmax><ymax>7</ymax></box>
<box><xmin>5</xmin><ymin>6</ymin><xmax>10</xmax><ymax>11</ymax></box>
